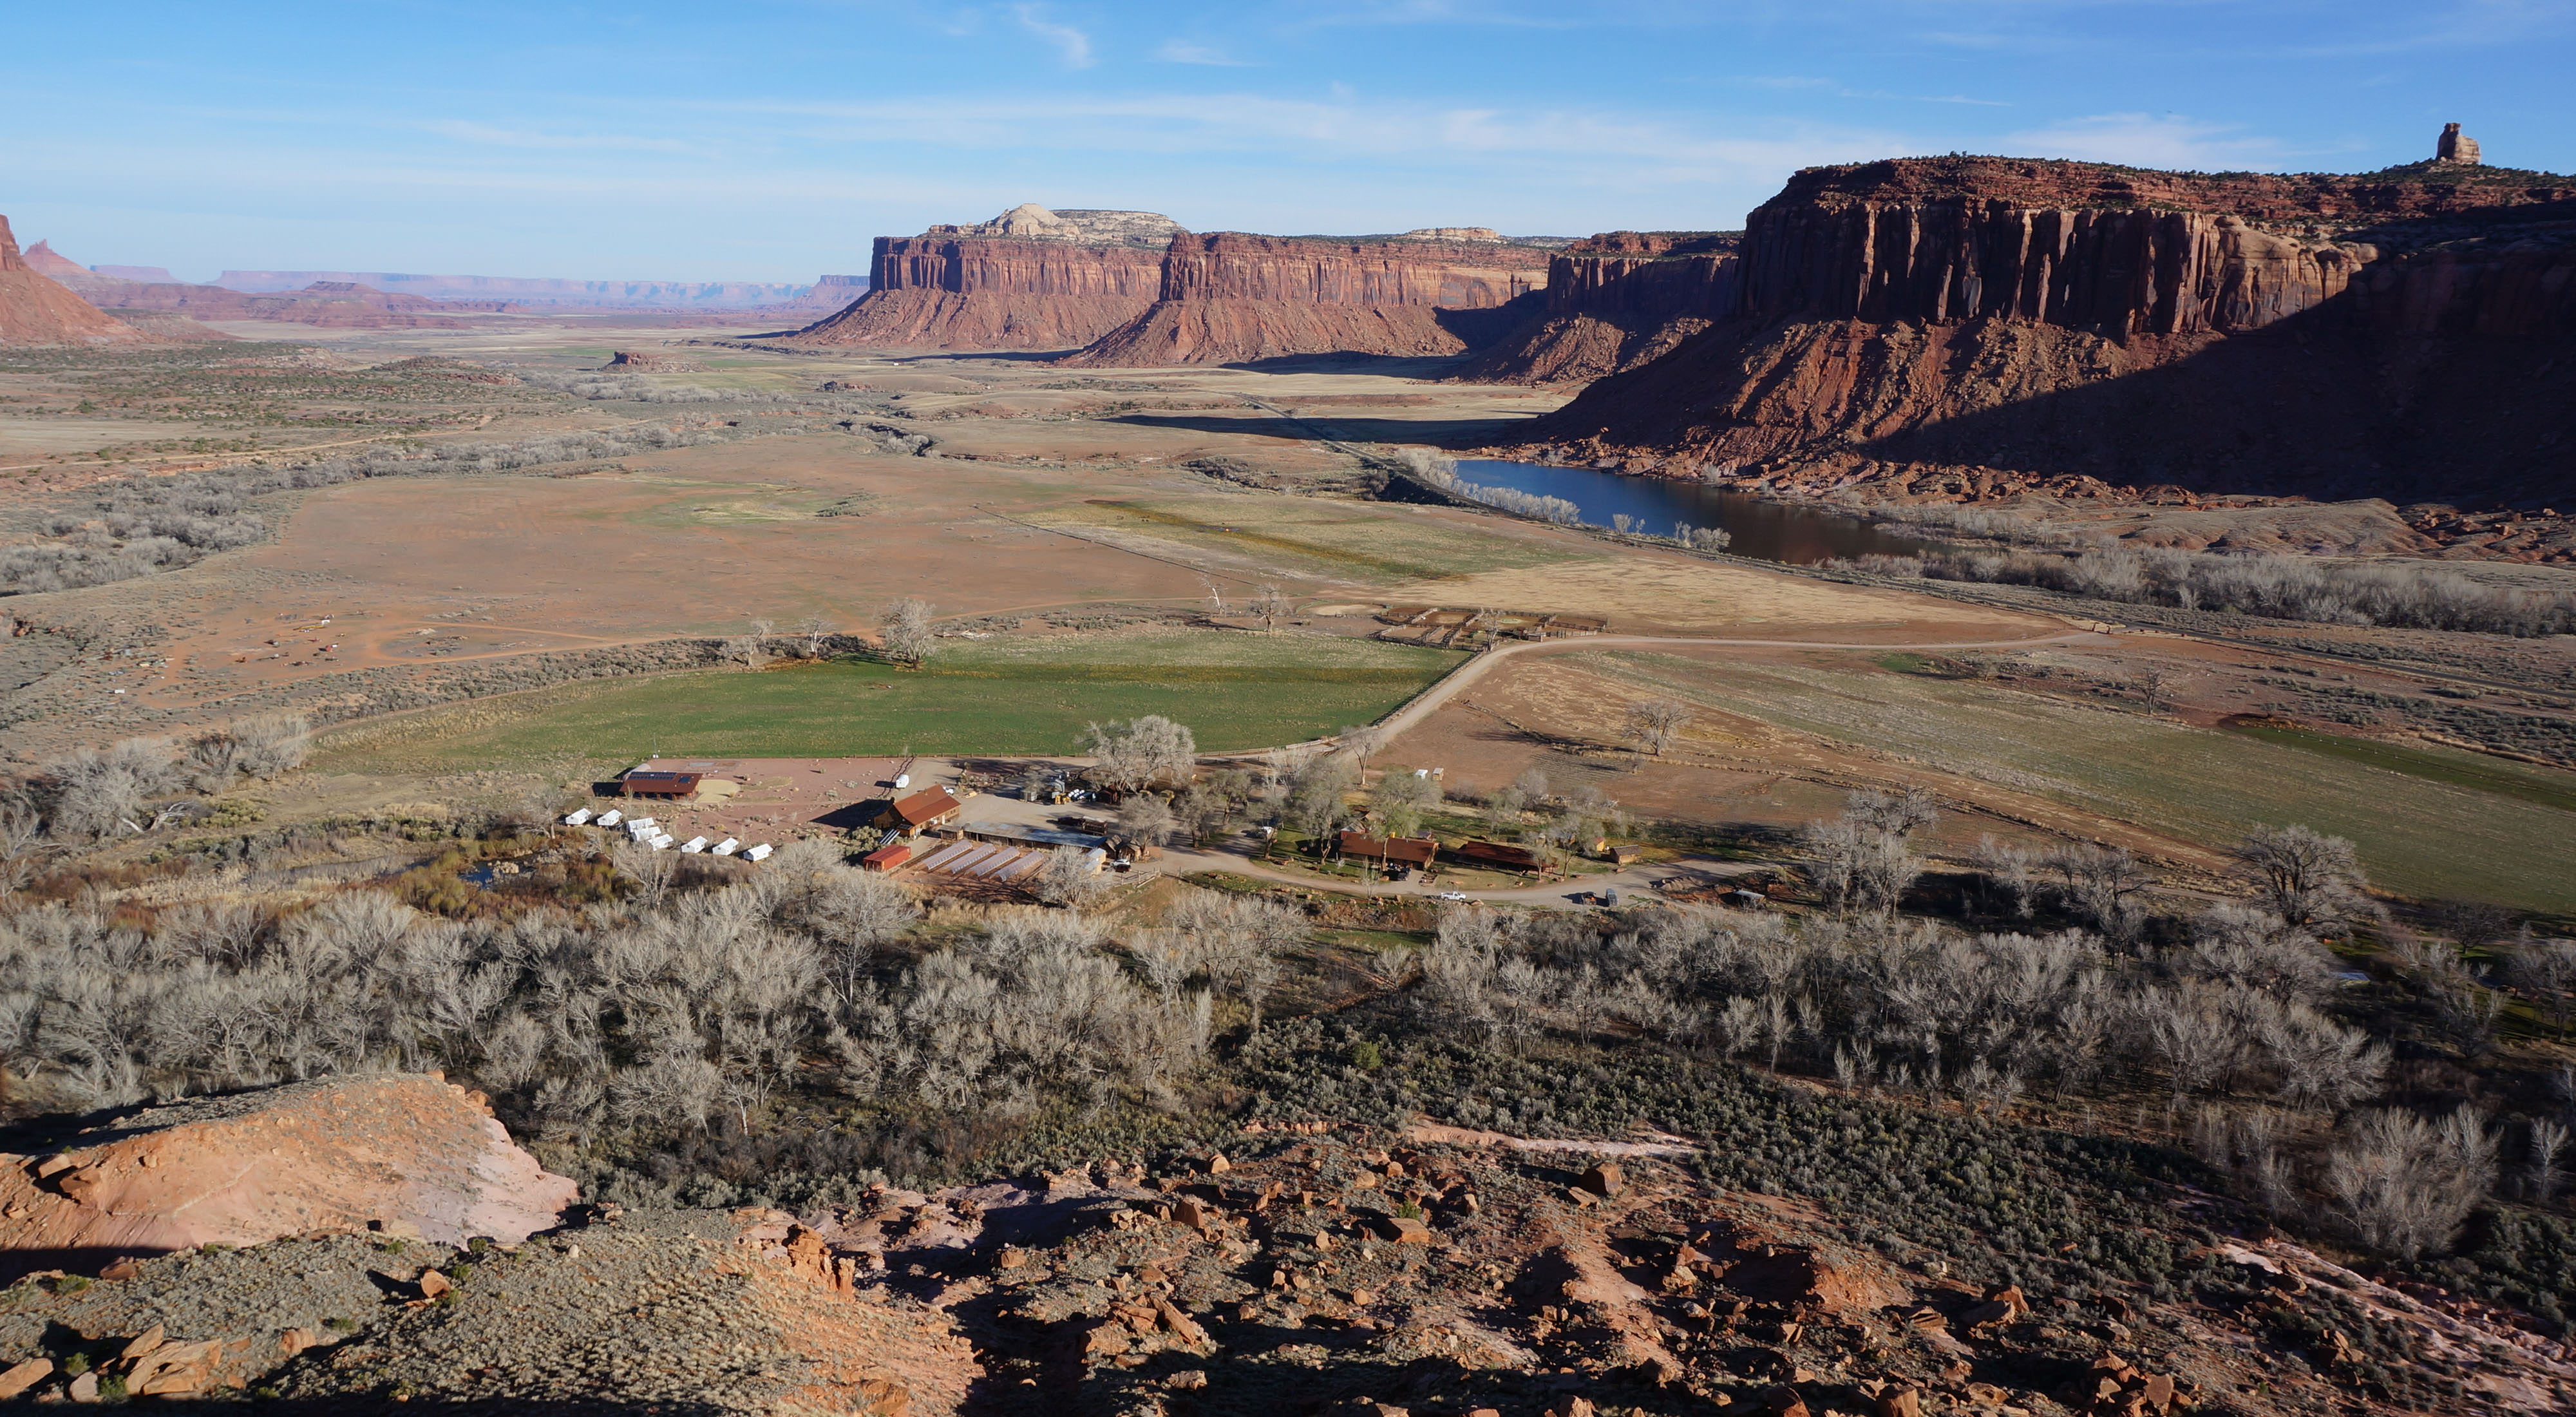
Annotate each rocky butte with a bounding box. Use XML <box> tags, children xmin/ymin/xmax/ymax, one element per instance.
<box><xmin>0</xmin><ymin>215</ymin><xmax>153</xmax><ymax>346</ymax></box>
<box><xmin>1060</xmin><ymin>229</ymin><xmax>1554</xmax><ymax>367</ymax></box>
<box><xmin>1461</xmin><ymin>230</ymin><xmax>1741</xmax><ymax>385</ymax></box>
<box><xmin>785</xmin><ymin>204</ymin><xmax>1181</xmax><ymax>352</ymax></box>
<box><xmin>1527</xmin><ymin>125</ymin><xmax>2576</xmax><ymax>510</ymax></box>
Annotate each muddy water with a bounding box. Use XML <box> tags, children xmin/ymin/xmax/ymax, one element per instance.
<box><xmin>1450</xmin><ymin>459</ymin><xmax>1932</xmax><ymax>565</ymax></box>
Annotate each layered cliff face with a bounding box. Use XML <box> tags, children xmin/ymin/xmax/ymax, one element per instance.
<box><xmin>1531</xmin><ymin>155</ymin><xmax>2576</xmax><ymax>508</ymax></box>
<box><xmin>0</xmin><ymin>216</ymin><xmax>153</xmax><ymax>345</ymax></box>
<box><xmin>1462</xmin><ymin>231</ymin><xmax>1739</xmax><ymax>384</ymax></box>
<box><xmin>783</xmin><ymin>235</ymin><xmax>1168</xmax><ymax>350</ymax></box>
<box><xmin>1061</xmin><ymin>232</ymin><xmax>1551</xmax><ymax>366</ymax></box>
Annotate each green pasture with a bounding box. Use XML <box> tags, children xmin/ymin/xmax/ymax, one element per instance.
<box><xmin>317</xmin><ymin>629</ymin><xmax>1465</xmax><ymax>772</ymax></box>
<box><xmin>1586</xmin><ymin>650</ymin><xmax>2576</xmax><ymax>915</ymax></box>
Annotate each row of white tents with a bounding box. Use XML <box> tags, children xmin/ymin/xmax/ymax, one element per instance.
<box><xmin>562</xmin><ymin>808</ymin><xmax>772</xmax><ymax>862</ymax></box>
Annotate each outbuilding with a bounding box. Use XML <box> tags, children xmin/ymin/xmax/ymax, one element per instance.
<box><xmin>1337</xmin><ymin>831</ymin><xmax>1439</xmax><ymax>869</ymax></box>
<box><xmin>621</xmin><ymin>770</ymin><xmax>702</xmax><ymax>800</ymax></box>
<box><xmin>876</xmin><ymin>785</ymin><xmax>964</xmax><ymax>837</ymax></box>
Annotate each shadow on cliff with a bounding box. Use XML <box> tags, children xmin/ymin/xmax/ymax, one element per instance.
<box><xmin>1844</xmin><ymin>308</ymin><xmax>2576</xmax><ymax>506</ymax></box>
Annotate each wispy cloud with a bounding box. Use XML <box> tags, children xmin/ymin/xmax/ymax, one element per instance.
<box><xmin>1735</xmin><ymin>75</ymin><xmax>2007</xmax><ymax>106</ymax></box>
<box><xmin>1155</xmin><ymin>39</ymin><xmax>1249</xmax><ymax>66</ymax></box>
<box><xmin>1014</xmin><ymin>5</ymin><xmax>1095</xmax><ymax>68</ymax></box>
<box><xmin>419</xmin><ymin>119</ymin><xmax>701</xmax><ymax>153</ymax></box>
<box><xmin>2005</xmin><ymin>113</ymin><xmax>2284</xmax><ymax>170</ymax></box>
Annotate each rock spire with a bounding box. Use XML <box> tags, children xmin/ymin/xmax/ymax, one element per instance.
<box><xmin>2438</xmin><ymin>122</ymin><xmax>2482</xmax><ymax>164</ymax></box>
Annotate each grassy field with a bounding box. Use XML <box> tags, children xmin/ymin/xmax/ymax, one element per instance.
<box><xmin>1034</xmin><ymin>494</ymin><xmax>1583</xmax><ymax>584</ymax></box>
<box><xmin>314</xmin><ymin>629</ymin><xmax>1466</xmax><ymax>772</ymax></box>
<box><xmin>1584</xmin><ymin>650</ymin><xmax>2576</xmax><ymax>914</ymax></box>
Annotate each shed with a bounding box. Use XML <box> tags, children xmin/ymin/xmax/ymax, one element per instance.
<box><xmin>1451</xmin><ymin>839</ymin><xmax>1544</xmax><ymax>872</ymax></box>
<box><xmin>1608</xmin><ymin>844</ymin><xmax>1643</xmax><ymax>866</ymax></box>
<box><xmin>622</xmin><ymin>770</ymin><xmax>702</xmax><ymax>799</ymax></box>
<box><xmin>876</xmin><ymin>785</ymin><xmax>964</xmax><ymax>837</ymax></box>
<box><xmin>1338</xmin><ymin>831</ymin><xmax>1439</xmax><ymax>868</ymax></box>
<box><xmin>862</xmin><ymin>842</ymin><xmax>914</xmax><ymax>872</ymax></box>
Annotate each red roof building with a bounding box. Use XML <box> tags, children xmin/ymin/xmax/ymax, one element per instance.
<box><xmin>621</xmin><ymin>770</ymin><xmax>701</xmax><ymax>799</ymax></box>
<box><xmin>1450</xmin><ymin>839</ymin><xmax>1544</xmax><ymax>872</ymax></box>
<box><xmin>1336</xmin><ymin>831</ymin><xmax>1439</xmax><ymax>867</ymax></box>
<box><xmin>861</xmin><ymin>842</ymin><xmax>914</xmax><ymax>871</ymax></box>
<box><xmin>876</xmin><ymin>785</ymin><xmax>963</xmax><ymax>836</ymax></box>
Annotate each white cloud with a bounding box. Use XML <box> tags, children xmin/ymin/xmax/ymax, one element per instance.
<box><xmin>2005</xmin><ymin>113</ymin><xmax>2286</xmax><ymax>170</ymax></box>
<box><xmin>419</xmin><ymin>120</ymin><xmax>701</xmax><ymax>154</ymax></box>
<box><xmin>1014</xmin><ymin>5</ymin><xmax>1095</xmax><ymax>68</ymax></box>
<box><xmin>1155</xmin><ymin>39</ymin><xmax>1249</xmax><ymax>66</ymax></box>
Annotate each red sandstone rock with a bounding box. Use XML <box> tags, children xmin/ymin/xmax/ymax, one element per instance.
<box><xmin>1063</xmin><ymin>231</ymin><xmax>1549</xmax><ymax>366</ymax></box>
<box><xmin>1524</xmin><ymin>153</ymin><xmax>2576</xmax><ymax>509</ymax></box>
<box><xmin>0</xmin><ymin>216</ymin><xmax>153</xmax><ymax>346</ymax></box>
<box><xmin>0</xmin><ymin>1074</ymin><xmax>576</xmax><ymax>1278</ymax></box>
<box><xmin>786</xmin><ymin>236</ymin><xmax>1166</xmax><ymax>351</ymax></box>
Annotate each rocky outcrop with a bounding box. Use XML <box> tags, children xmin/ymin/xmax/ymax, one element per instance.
<box><xmin>0</xmin><ymin>1074</ymin><xmax>576</xmax><ymax>1278</ymax></box>
<box><xmin>19</xmin><ymin>239</ymin><xmax>88</xmax><ymax>280</ymax></box>
<box><xmin>1528</xmin><ymin>155</ymin><xmax>2576</xmax><ymax>508</ymax></box>
<box><xmin>929</xmin><ymin>202</ymin><xmax>1182</xmax><ymax>247</ymax></box>
<box><xmin>0</xmin><ymin>216</ymin><xmax>152</xmax><ymax>345</ymax></box>
<box><xmin>1061</xmin><ymin>231</ymin><xmax>1551</xmax><ymax>366</ymax></box>
<box><xmin>783</xmin><ymin>234</ymin><xmax>1168</xmax><ymax>350</ymax></box>
<box><xmin>605</xmin><ymin>349</ymin><xmax>706</xmax><ymax>371</ymax></box>
<box><xmin>1462</xmin><ymin>231</ymin><xmax>1739</xmax><ymax>383</ymax></box>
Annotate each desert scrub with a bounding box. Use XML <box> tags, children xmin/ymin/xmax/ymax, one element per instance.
<box><xmin>1234</xmin><ymin>1011</ymin><xmax>2208</xmax><ymax>1297</ymax></box>
<box><xmin>2400</xmin><ymin>1206</ymin><xmax>2576</xmax><ymax>1334</ymax></box>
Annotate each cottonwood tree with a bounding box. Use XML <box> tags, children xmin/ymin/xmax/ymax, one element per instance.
<box><xmin>1623</xmin><ymin>699</ymin><xmax>1690</xmax><ymax>759</ymax></box>
<box><xmin>1285</xmin><ymin>754</ymin><xmax>1359</xmax><ymax>844</ymax></box>
<box><xmin>1801</xmin><ymin>789</ymin><xmax>1929</xmax><ymax>919</ymax></box>
<box><xmin>1372</xmin><ymin>770</ymin><xmax>1439</xmax><ymax>839</ymax></box>
<box><xmin>2232</xmin><ymin>824</ymin><xmax>2374</xmax><ymax>935</ymax></box>
<box><xmin>878</xmin><ymin>598</ymin><xmax>936</xmax><ymax>665</ymax></box>
<box><xmin>1037</xmin><ymin>845</ymin><xmax>1112</xmax><ymax>908</ymax></box>
<box><xmin>1338</xmin><ymin>724</ymin><xmax>1390</xmax><ymax>766</ymax></box>
<box><xmin>795</xmin><ymin>614</ymin><xmax>834</xmax><ymax>659</ymax></box>
<box><xmin>1117</xmin><ymin>793</ymin><xmax>1176</xmax><ymax>847</ymax></box>
<box><xmin>1084</xmin><ymin>715</ymin><xmax>1198</xmax><ymax>795</ymax></box>
<box><xmin>2507</xmin><ymin>931</ymin><xmax>2576</xmax><ymax>1040</ymax></box>
<box><xmin>0</xmin><ymin>806</ymin><xmax>46</xmax><ymax>895</ymax></box>
<box><xmin>1251</xmin><ymin>585</ymin><xmax>1291</xmax><ymax>634</ymax></box>
<box><xmin>798</xmin><ymin>867</ymin><xmax>922</xmax><ymax>1009</ymax></box>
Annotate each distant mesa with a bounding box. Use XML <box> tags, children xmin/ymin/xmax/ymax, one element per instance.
<box><xmin>0</xmin><ymin>214</ymin><xmax>156</xmax><ymax>346</ymax></box>
<box><xmin>928</xmin><ymin>202</ymin><xmax>1184</xmax><ymax>248</ymax></box>
<box><xmin>93</xmin><ymin>263</ymin><xmax>180</xmax><ymax>282</ymax></box>
<box><xmin>1401</xmin><ymin>226</ymin><xmax>1506</xmax><ymax>242</ymax></box>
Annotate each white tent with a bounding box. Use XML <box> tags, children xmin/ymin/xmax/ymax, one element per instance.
<box><xmin>596</xmin><ymin>810</ymin><xmax>622</xmax><ymax>828</ymax></box>
<box><xmin>744</xmin><ymin>843</ymin><xmax>773</xmax><ymax>862</ymax></box>
<box><xmin>680</xmin><ymin>836</ymin><xmax>709</xmax><ymax>853</ymax></box>
<box><xmin>712</xmin><ymin>837</ymin><xmax>741</xmax><ymax>856</ymax></box>
<box><xmin>563</xmin><ymin>808</ymin><xmax>592</xmax><ymax>826</ymax></box>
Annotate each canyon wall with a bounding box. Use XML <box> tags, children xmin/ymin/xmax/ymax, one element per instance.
<box><xmin>783</xmin><ymin>235</ymin><xmax>1168</xmax><ymax>350</ymax></box>
<box><xmin>1462</xmin><ymin>231</ymin><xmax>1739</xmax><ymax>384</ymax></box>
<box><xmin>1061</xmin><ymin>232</ymin><xmax>1551</xmax><ymax>366</ymax></box>
<box><xmin>0</xmin><ymin>216</ymin><xmax>153</xmax><ymax>345</ymax></box>
<box><xmin>1528</xmin><ymin>155</ymin><xmax>2576</xmax><ymax>508</ymax></box>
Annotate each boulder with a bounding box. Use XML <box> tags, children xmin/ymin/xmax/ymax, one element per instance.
<box><xmin>1578</xmin><ymin>1163</ymin><xmax>1625</xmax><ymax>1198</ymax></box>
<box><xmin>0</xmin><ymin>1074</ymin><xmax>576</xmax><ymax>1280</ymax></box>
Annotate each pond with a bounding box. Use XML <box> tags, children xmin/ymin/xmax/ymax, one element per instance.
<box><xmin>1448</xmin><ymin>459</ymin><xmax>1933</xmax><ymax>565</ymax></box>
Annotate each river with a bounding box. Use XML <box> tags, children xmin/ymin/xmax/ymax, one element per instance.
<box><xmin>1448</xmin><ymin>459</ymin><xmax>1931</xmax><ymax>565</ymax></box>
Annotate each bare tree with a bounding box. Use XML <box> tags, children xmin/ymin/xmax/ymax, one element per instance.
<box><xmin>799</xmin><ymin>868</ymin><xmax>922</xmax><ymax>1010</ymax></box>
<box><xmin>2232</xmin><ymin>825</ymin><xmax>2375</xmax><ymax>935</ymax></box>
<box><xmin>878</xmin><ymin>597</ymin><xmax>936</xmax><ymax>665</ymax></box>
<box><xmin>1372</xmin><ymin>770</ymin><xmax>1439</xmax><ymax>840</ymax></box>
<box><xmin>2507</xmin><ymin>930</ymin><xmax>2576</xmax><ymax>1040</ymax></box>
<box><xmin>1037</xmin><ymin>846</ymin><xmax>1112</xmax><ymax>909</ymax></box>
<box><xmin>2324</xmin><ymin>1106</ymin><xmax>2496</xmax><ymax>1259</ymax></box>
<box><xmin>795</xmin><ymin>614</ymin><xmax>834</xmax><ymax>660</ymax></box>
<box><xmin>1969</xmin><ymin>834</ymin><xmax>2036</xmax><ymax>918</ymax></box>
<box><xmin>0</xmin><ymin>805</ymin><xmax>47</xmax><ymax>896</ymax></box>
<box><xmin>2047</xmin><ymin>844</ymin><xmax>2151</xmax><ymax>946</ymax></box>
<box><xmin>1084</xmin><ymin>716</ymin><xmax>1198</xmax><ymax>795</ymax></box>
<box><xmin>1251</xmin><ymin>585</ymin><xmax>1292</xmax><ymax>634</ymax></box>
<box><xmin>2137</xmin><ymin>984</ymin><xmax>2239</xmax><ymax>1107</ymax></box>
<box><xmin>721</xmin><ymin>628</ymin><xmax>768</xmax><ymax>669</ymax></box>
<box><xmin>1116</xmin><ymin>793</ymin><xmax>1176</xmax><ymax>847</ymax></box>
<box><xmin>1285</xmin><ymin>754</ymin><xmax>1359</xmax><ymax>844</ymax></box>
<box><xmin>1338</xmin><ymin>724</ymin><xmax>1390</xmax><ymax>766</ymax></box>
<box><xmin>2532</xmin><ymin>1117</ymin><xmax>2570</xmax><ymax>1205</ymax></box>
<box><xmin>613</xmin><ymin>841</ymin><xmax>679</xmax><ymax>909</ymax></box>
<box><xmin>1481</xmin><ymin>783</ymin><xmax>1527</xmax><ymax>832</ymax></box>
<box><xmin>1622</xmin><ymin>699</ymin><xmax>1690</xmax><ymax>759</ymax></box>
<box><xmin>1019</xmin><ymin>761</ymin><xmax>1061</xmax><ymax>804</ymax></box>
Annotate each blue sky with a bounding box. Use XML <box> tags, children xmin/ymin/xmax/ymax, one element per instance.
<box><xmin>6</xmin><ymin>1</ymin><xmax>2571</xmax><ymax>283</ymax></box>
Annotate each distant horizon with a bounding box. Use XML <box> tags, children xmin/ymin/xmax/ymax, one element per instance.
<box><xmin>10</xmin><ymin>1</ymin><xmax>2571</xmax><ymax>283</ymax></box>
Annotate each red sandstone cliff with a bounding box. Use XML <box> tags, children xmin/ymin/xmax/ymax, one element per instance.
<box><xmin>783</xmin><ymin>235</ymin><xmax>1166</xmax><ymax>350</ymax></box>
<box><xmin>1527</xmin><ymin>155</ymin><xmax>2576</xmax><ymax>508</ymax></box>
<box><xmin>0</xmin><ymin>217</ymin><xmax>153</xmax><ymax>346</ymax></box>
<box><xmin>1060</xmin><ymin>232</ymin><xmax>1551</xmax><ymax>366</ymax></box>
<box><xmin>1461</xmin><ymin>232</ymin><xmax>1739</xmax><ymax>384</ymax></box>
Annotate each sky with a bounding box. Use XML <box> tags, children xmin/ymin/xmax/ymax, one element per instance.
<box><xmin>5</xmin><ymin>1</ymin><xmax>2573</xmax><ymax>284</ymax></box>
